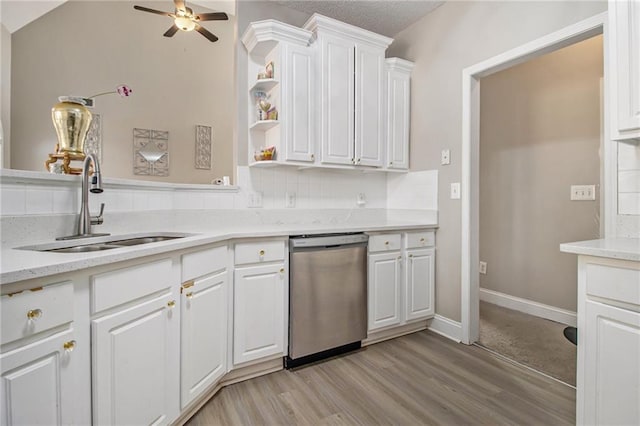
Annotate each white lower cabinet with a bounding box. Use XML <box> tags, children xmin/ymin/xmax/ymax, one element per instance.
<box><xmin>0</xmin><ymin>329</ymin><xmax>77</xmax><ymax>426</ymax></box>
<box><xmin>180</xmin><ymin>270</ymin><xmax>227</xmax><ymax>409</ymax></box>
<box><xmin>91</xmin><ymin>259</ymin><xmax>179</xmax><ymax>426</ymax></box>
<box><xmin>368</xmin><ymin>251</ymin><xmax>402</xmax><ymax>331</ymax></box>
<box><xmin>367</xmin><ymin>230</ymin><xmax>436</xmax><ymax>334</ymax></box>
<box><xmin>233</xmin><ymin>263</ymin><xmax>286</xmax><ymax>364</ymax></box>
<box><xmin>577</xmin><ymin>256</ymin><xmax>640</xmax><ymax>425</ymax></box>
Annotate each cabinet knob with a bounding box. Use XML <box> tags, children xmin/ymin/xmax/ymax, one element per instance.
<box><xmin>311</xmin><ymin>154</ymin><xmax>315</xmax><ymax>160</ymax></box>
<box><xmin>167</xmin><ymin>300</ymin><xmax>176</xmax><ymax>309</ymax></box>
<box><xmin>357</xmin><ymin>158</ymin><xmax>361</xmax><ymax>164</ymax></box>
<box><xmin>27</xmin><ymin>308</ymin><xmax>43</xmax><ymax>320</ymax></box>
<box><xmin>259</xmin><ymin>249</ymin><xmax>265</xmax><ymax>256</ymax></box>
<box><xmin>420</xmin><ymin>237</ymin><xmax>425</xmax><ymax>242</ymax></box>
<box><xmin>63</xmin><ymin>340</ymin><xmax>76</xmax><ymax>352</ymax></box>
<box><xmin>385</xmin><ymin>241</ymin><xmax>389</xmax><ymax>246</ymax></box>
<box><xmin>397</xmin><ymin>256</ymin><xmax>402</xmax><ymax>261</ymax></box>
<box><xmin>186</xmin><ymin>292</ymin><xmax>193</xmax><ymax>299</ymax></box>
<box><xmin>409</xmin><ymin>254</ymin><xmax>413</xmax><ymax>258</ymax></box>
<box><xmin>389</xmin><ymin>162</ymin><xmax>393</xmax><ymax>166</ymax></box>
<box><xmin>279</xmin><ymin>267</ymin><xmax>285</xmax><ymax>273</ymax></box>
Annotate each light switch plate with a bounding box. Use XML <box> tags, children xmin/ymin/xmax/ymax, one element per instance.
<box><xmin>357</xmin><ymin>193</ymin><xmax>366</xmax><ymax>206</ymax></box>
<box><xmin>286</xmin><ymin>192</ymin><xmax>296</xmax><ymax>208</ymax></box>
<box><xmin>479</xmin><ymin>261</ymin><xmax>487</xmax><ymax>274</ymax></box>
<box><xmin>570</xmin><ymin>185</ymin><xmax>596</xmax><ymax>201</ymax></box>
<box><xmin>248</xmin><ymin>191</ymin><xmax>263</xmax><ymax>208</ymax></box>
<box><xmin>441</xmin><ymin>149</ymin><xmax>451</xmax><ymax>165</ymax></box>
<box><xmin>450</xmin><ymin>182</ymin><xmax>461</xmax><ymax>199</ymax></box>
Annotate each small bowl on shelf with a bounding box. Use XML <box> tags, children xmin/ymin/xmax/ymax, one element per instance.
<box><xmin>254</xmin><ymin>146</ymin><xmax>276</xmax><ymax>162</ymax></box>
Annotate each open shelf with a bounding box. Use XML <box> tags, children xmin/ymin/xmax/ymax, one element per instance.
<box><xmin>249</xmin><ymin>160</ymin><xmax>281</xmax><ymax>168</ymax></box>
<box><xmin>249</xmin><ymin>120</ymin><xmax>280</xmax><ymax>131</ymax></box>
<box><xmin>250</xmin><ymin>79</ymin><xmax>279</xmax><ymax>93</ymax></box>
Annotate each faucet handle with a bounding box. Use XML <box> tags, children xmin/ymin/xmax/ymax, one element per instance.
<box><xmin>91</xmin><ymin>203</ymin><xmax>105</xmax><ymax>225</ymax></box>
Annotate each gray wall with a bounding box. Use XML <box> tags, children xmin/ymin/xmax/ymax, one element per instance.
<box><xmin>479</xmin><ymin>36</ymin><xmax>603</xmax><ymax>312</ymax></box>
<box><xmin>10</xmin><ymin>1</ymin><xmax>235</xmax><ymax>184</ymax></box>
<box><xmin>1</xmin><ymin>23</ymin><xmax>10</xmax><ymax>167</ymax></box>
<box><xmin>387</xmin><ymin>0</ymin><xmax>607</xmax><ymax>322</ymax></box>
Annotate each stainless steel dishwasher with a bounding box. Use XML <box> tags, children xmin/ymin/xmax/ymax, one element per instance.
<box><xmin>286</xmin><ymin>233</ymin><xmax>368</xmax><ymax>368</ymax></box>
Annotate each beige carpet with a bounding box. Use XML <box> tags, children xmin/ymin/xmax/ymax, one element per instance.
<box><xmin>478</xmin><ymin>301</ymin><xmax>576</xmax><ymax>386</ymax></box>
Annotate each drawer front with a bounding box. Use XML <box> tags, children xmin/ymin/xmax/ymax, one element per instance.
<box><xmin>1</xmin><ymin>282</ymin><xmax>74</xmax><ymax>345</ymax></box>
<box><xmin>405</xmin><ymin>230</ymin><xmax>435</xmax><ymax>249</ymax></box>
<box><xmin>235</xmin><ymin>240</ymin><xmax>285</xmax><ymax>265</ymax></box>
<box><xmin>182</xmin><ymin>245</ymin><xmax>228</xmax><ymax>282</ymax></box>
<box><xmin>368</xmin><ymin>234</ymin><xmax>402</xmax><ymax>252</ymax></box>
<box><xmin>91</xmin><ymin>259</ymin><xmax>173</xmax><ymax>315</ymax></box>
<box><xmin>586</xmin><ymin>262</ymin><xmax>640</xmax><ymax>307</ymax></box>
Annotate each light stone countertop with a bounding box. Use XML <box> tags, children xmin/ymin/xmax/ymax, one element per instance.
<box><xmin>1</xmin><ymin>209</ymin><xmax>437</xmax><ymax>285</ymax></box>
<box><xmin>560</xmin><ymin>238</ymin><xmax>640</xmax><ymax>262</ymax></box>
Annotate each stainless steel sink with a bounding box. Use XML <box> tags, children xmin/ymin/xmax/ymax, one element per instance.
<box><xmin>18</xmin><ymin>233</ymin><xmax>196</xmax><ymax>253</ymax></box>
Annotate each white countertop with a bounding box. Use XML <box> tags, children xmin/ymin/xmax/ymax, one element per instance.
<box><xmin>1</xmin><ymin>210</ymin><xmax>437</xmax><ymax>285</ymax></box>
<box><xmin>560</xmin><ymin>238</ymin><xmax>640</xmax><ymax>262</ymax></box>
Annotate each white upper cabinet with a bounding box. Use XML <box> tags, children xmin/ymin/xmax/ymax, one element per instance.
<box><xmin>242</xmin><ymin>20</ymin><xmax>315</xmax><ymax>166</ymax></box>
<box><xmin>608</xmin><ymin>0</ymin><xmax>640</xmax><ymax>141</ymax></box>
<box><xmin>304</xmin><ymin>14</ymin><xmax>393</xmax><ymax>168</ymax></box>
<box><xmin>385</xmin><ymin>59</ymin><xmax>414</xmax><ymax>170</ymax></box>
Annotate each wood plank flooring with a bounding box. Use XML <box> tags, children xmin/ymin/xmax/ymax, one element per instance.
<box><xmin>187</xmin><ymin>330</ymin><xmax>575</xmax><ymax>425</ymax></box>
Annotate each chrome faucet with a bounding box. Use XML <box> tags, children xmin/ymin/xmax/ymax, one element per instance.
<box><xmin>57</xmin><ymin>153</ymin><xmax>109</xmax><ymax>240</ymax></box>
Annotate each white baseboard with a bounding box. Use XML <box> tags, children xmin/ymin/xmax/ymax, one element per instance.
<box><xmin>480</xmin><ymin>288</ymin><xmax>577</xmax><ymax>327</ymax></box>
<box><xmin>428</xmin><ymin>314</ymin><xmax>462</xmax><ymax>343</ymax></box>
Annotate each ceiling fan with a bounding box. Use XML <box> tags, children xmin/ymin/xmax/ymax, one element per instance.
<box><xmin>133</xmin><ymin>0</ymin><xmax>228</xmax><ymax>42</ymax></box>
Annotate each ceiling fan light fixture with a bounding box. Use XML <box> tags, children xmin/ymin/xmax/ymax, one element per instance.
<box><xmin>175</xmin><ymin>16</ymin><xmax>195</xmax><ymax>31</ymax></box>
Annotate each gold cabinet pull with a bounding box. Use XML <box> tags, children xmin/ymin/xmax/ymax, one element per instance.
<box><xmin>186</xmin><ymin>292</ymin><xmax>193</xmax><ymax>299</ymax></box>
<box><xmin>259</xmin><ymin>250</ymin><xmax>265</xmax><ymax>256</ymax></box>
<box><xmin>63</xmin><ymin>340</ymin><xmax>76</xmax><ymax>352</ymax></box>
<box><xmin>27</xmin><ymin>309</ymin><xmax>43</xmax><ymax>320</ymax></box>
<box><xmin>167</xmin><ymin>300</ymin><xmax>176</xmax><ymax>308</ymax></box>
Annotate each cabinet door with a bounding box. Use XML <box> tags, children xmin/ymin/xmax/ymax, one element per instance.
<box><xmin>92</xmin><ymin>292</ymin><xmax>178</xmax><ymax>426</ymax></box>
<box><xmin>386</xmin><ymin>68</ymin><xmax>410</xmax><ymax>170</ymax></box>
<box><xmin>1</xmin><ymin>330</ymin><xmax>77</xmax><ymax>426</ymax></box>
<box><xmin>284</xmin><ymin>43</ymin><xmax>315</xmax><ymax>162</ymax></box>
<box><xmin>320</xmin><ymin>34</ymin><xmax>355</xmax><ymax>165</ymax></box>
<box><xmin>581</xmin><ymin>300</ymin><xmax>640</xmax><ymax>425</ymax></box>
<box><xmin>405</xmin><ymin>248</ymin><xmax>435</xmax><ymax>321</ymax></box>
<box><xmin>234</xmin><ymin>263</ymin><xmax>285</xmax><ymax>365</ymax></box>
<box><xmin>355</xmin><ymin>43</ymin><xmax>385</xmax><ymax>167</ymax></box>
<box><xmin>609</xmin><ymin>0</ymin><xmax>640</xmax><ymax>140</ymax></box>
<box><xmin>368</xmin><ymin>252</ymin><xmax>402</xmax><ymax>331</ymax></box>
<box><xmin>180</xmin><ymin>271</ymin><xmax>227</xmax><ymax>409</ymax></box>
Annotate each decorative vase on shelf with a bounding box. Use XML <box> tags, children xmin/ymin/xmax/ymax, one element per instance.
<box><xmin>51</xmin><ymin>96</ymin><xmax>93</xmax><ymax>154</ymax></box>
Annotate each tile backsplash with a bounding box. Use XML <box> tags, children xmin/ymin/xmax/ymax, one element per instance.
<box><xmin>618</xmin><ymin>142</ymin><xmax>640</xmax><ymax>216</ymax></box>
<box><xmin>0</xmin><ymin>168</ymin><xmax>439</xmax><ymax>216</ymax></box>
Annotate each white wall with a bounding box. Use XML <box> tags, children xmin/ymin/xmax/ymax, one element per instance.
<box><xmin>387</xmin><ymin>0</ymin><xmax>608</xmax><ymax>322</ymax></box>
<box><xmin>0</xmin><ymin>23</ymin><xmax>10</xmax><ymax>168</ymax></box>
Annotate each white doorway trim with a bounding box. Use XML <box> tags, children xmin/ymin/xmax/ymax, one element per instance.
<box><xmin>460</xmin><ymin>12</ymin><xmax>610</xmax><ymax>345</ymax></box>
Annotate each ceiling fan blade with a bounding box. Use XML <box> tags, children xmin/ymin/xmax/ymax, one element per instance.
<box><xmin>174</xmin><ymin>0</ymin><xmax>186</xmax><ymax>12</ymax></box>
<box><xmin>133</xmin><ymin>5</ymin><xmax>172</xmax><ymax>17</ymax></box>
<box><xmin>195</xmin><ymin>12</ymin><xmax>229</xmax><ymax>21</ymax></box>
<box><xmin>195</xmin><ymin>24</ymin><xmax>218</xmax><ymax>42</ymax></box>
<box><xmin>163</xmin><ymin>24</ymin><xmax>179</xmax><ymax>37</ymax></box>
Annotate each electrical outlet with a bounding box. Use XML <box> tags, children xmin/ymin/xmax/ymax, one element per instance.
<box><xmin>450</xmin><ymin>183</ymin><xmax>461</xmax><ymax>200</ymax></box>
<box><xmin>441</xmin><ymin>149</ymin><xmax>451</xmax><ymax>165</ymax></box>
<box><xmin>570</xmin><ymin>185</ymin><xmax>596</xmax><ymax>201</ymax></box>
<box><xmin>286</xmin><ymin>192</ymin><xmax>296</xmax><ymax>208</ymax></box>
<box><xmin>357</xmin><ymin>193</ymin><xmax>366</xmax><ymax>206</ymax></box>
<box><xmin>479</xmin><ymin>261</ymin><xmax>487</xmax><ymax>274</ymax></box>
<box><xmin>248</xmin><ymin>191</ymin><xmax>263</xmax><ymax>208</ymax></box>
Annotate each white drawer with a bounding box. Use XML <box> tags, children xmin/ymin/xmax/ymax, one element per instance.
<box><xmin>368</xmin><ymin>234</ymin><xmax>402</xmax><ymax>252</ymax></box>
<box><xmin>234</xmin><ymin>240</ymin><xmax>285</xmax><ymax>265</ymax></box>
<box><xmin>1</xmin><ymin>282</ymin><xmax>74</xmax><ymax>345</ymax></box>
<box><xmin>91</xmin><ymin>259</ymin><xmax>173</xmax><ymax>315</ymax></box>
<box><xmin>405</xmin><ymin>230</ymin><xmax>435</xmax><ymax>249</ymax></box>
<box><xmin>586</xmin><ymin>262</ymin><xmax>640</xmax><ymax>307</ymax></box>
<box><xmin>182</xmin><ymin>245</ymin><xmax>228</xmax><ymax>282</ymax></box>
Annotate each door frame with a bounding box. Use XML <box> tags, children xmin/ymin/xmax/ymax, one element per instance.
<box><xmin>460</xmin><ymin>12</ymin><xmax>611</xmax><ymax>345</ymax></box>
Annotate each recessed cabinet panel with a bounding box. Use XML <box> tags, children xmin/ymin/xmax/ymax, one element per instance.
<box><xmin>405</xmin><ymin>248</ymin><xmax>435</xmax><ymax>321</ymax></box>
<box><xmin>321</xmin><ymin>35</ymin><xmax>356</xmax><ymax>165</ymax></box>
<box><xmin>1</xmin><ymin>329</ymin><xmax>76</xmax><ymax>426</ymax></box>
<box><xmin>181</xmin><ymin>271</ymin><xmax>227</xmax><ymax>408</ymax></box>
<box><xmin>368</xmin><ymin>252</ymin><xmax>402</xmax><ymax>331</ymax></box>
<box><xmin>233</xmin><ymin>264</ymin><xmax>285</xmax><ymax>365</ymax></box>
<box><xmin>285</xmin><ymin>44</ymin><xmax>315</xmax><ymax>162</ymax></box>
<box><xmin>355</xmin><ymin>44</ymin><xmax>385</xmax><ymax>167</ymax></box>
<box><xmin>92</xmin><ymin>294</ymin><xmax>176</xmax><ymax>426</ymax></box>
<box><xmin>387</xmin><ymin>73</ymin><xmax>410</xmax><ymax>169</ymax></box>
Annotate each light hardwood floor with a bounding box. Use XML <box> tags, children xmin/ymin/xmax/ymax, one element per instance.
<box><xmin>187</xmin><ymin>330</ymin><xmax>575</xmax><ymax>425</ymax></box>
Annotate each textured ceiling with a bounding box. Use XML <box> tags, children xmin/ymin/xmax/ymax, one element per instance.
<box><xmin>270</xmin><ymin>0</ymin><xmax>444</xmax><ymax>37</ymax></box>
